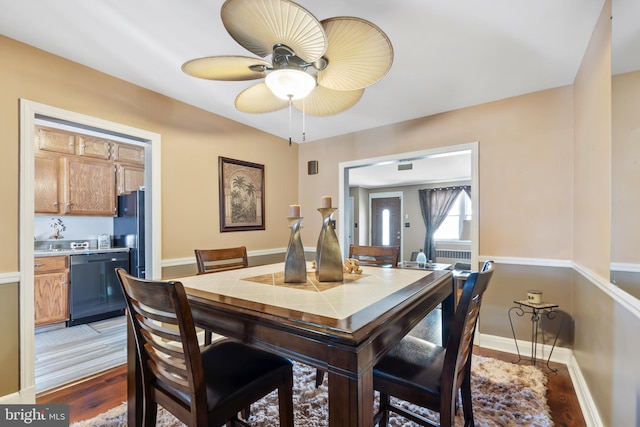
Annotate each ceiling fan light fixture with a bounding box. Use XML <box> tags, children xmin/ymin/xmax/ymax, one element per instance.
<box><xmin>265</xmin><ymin>69</ymin><xmax>316</xmax><ymax>100</ymax></box>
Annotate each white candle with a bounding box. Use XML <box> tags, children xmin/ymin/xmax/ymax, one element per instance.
<box><xmin>289</xmin><ymin>204</ymin><xmax>301</xmax><ymax>218</ymax></box>
<box><xmin>321</xmin><ymin>196</ymin><xmax>332</xmax><ymax>208</ymax></box>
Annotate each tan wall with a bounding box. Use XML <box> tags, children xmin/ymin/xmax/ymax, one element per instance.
<box><xmin>0</xmin><ymin>283</ymin><xmax>19</xmax><ymax>395</ymax></box>
<box><xmin>299</xmin><ymin>86</ymin><xmax>575</xmax><ymax>260</ymax></box>
<box><xmin>572</xmin><ymin>0</ymin><xmax>612</xmax><ymax>278</ymax></box>
<box><xmin>0</xmin><ymin>35</ymin><xmax>298</xmax><ymax>395</ymax></box>
<box><xmin>569</xmin><ymin>2</ymin><xmax>640</xmax><ymax>425</ymax></box>
<box><xmin>611</xmin><ymin>71</ymin><xmax>640</xmax><ymax>265</ymax></box>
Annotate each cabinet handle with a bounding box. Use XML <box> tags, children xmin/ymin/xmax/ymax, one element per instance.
<box><xmin>53</xmin><ymin>201</ymin><xmax>59</xmax><ymax>206</ymax></box>
<box><xmin>34</xmin><ymin>263</ymin><xmax>43</xmax><ymax>268</ymax></box>
<box><xmin>61</xmin><ymin>281</ymin><xmax>68</xmax><ymax>285</ymax></box>
<box><xmin>68</xmin><ymin>142</ymin><xmax>75</xmax><ymax>147</ymax></box>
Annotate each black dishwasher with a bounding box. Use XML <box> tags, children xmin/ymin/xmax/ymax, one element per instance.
<box><xmin>69</xmin><ymin>252</ymin><xmax>129</xmax><ymax>326</ymax></box>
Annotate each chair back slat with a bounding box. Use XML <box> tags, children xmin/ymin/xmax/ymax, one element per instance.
<box><xmin>348</xmin><ymin>245</ymin><xmax>400</xmax><ymax>268</ymax></box>
<box><xmin>195</xmin><ymin>247</ymin><xmax>248</xmax><ymax>274</ymax></box>
<box><xmin>116</xmin><ymin>268</ymin><xmax>207</xmax><ymax>413</ymax></box>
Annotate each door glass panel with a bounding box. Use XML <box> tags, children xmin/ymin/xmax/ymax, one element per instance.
<box><xmin>382</xmin><ymin>209</ymin><xmax>390</xmax><ymax>245</ymax></box>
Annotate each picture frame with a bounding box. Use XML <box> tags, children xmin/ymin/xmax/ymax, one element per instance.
<box><xmin>218</xmin><ymin>156</ymin><xmax>265</xmax><ymax>232</ymax></box>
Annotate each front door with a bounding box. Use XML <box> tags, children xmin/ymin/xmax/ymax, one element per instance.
<box><xmin>371</xmin><ymin>197</ymin><xmax>401</xmax><ymax>250</ymax></box>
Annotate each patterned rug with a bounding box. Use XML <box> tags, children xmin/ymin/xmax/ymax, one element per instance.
<box><xmin>71</xmin><ymin>355</ymin><xmax>553</xmax><ymax>426</ymax></box>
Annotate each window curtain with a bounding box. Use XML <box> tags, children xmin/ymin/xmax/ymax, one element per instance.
<box><xmin>418</xmin><ymin>186</ymin><xmax>468</xmax><ymax>261</ymax></box>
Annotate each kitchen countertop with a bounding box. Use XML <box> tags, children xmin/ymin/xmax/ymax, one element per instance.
<box><xmin>34</xmin><ymin>247</ymin><xmax>130</xmax><ymax>257</ymax></box>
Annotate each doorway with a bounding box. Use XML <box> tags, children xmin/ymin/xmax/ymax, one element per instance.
<box><xmin>371</xmin><ymin>195</ymin><xmax>402</xmax><ymax>249</ymax></box>
<box><xmin>338</xmin><ymin>143</ymin><xmax>478</xmax><ymax>267</ymax></box>
<box><xmin>19</xmin><ymin>99</ymin><xmax>162</xmax><ymax>399</ymax></box>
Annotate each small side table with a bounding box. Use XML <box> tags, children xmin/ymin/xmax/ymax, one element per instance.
<box><xmin>508</xmin><ymin>300</ymin><xmax>563</xmax><ymax>372</ymax></box>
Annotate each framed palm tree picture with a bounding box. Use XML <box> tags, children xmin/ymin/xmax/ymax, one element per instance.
<box><xmin>218</xmin><ymin>157</ymin><xmax>265</xmax><ymax>232</ymax></box>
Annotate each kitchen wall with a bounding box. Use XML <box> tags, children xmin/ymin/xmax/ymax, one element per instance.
<box><xmin>33</xmin><ymin>217</ymin><xmax>114</xmax><ymax>243</ymax></box>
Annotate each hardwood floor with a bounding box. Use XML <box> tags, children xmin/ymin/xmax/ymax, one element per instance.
<box><xmin>37</xmin><ymin>346</ymin><xmax>586</xmax><ymax>426</ymax></box>
<box><xmin>474</xmin><ymin>347</ymin><xmax>586</xmax><ymax>427</ymax></box>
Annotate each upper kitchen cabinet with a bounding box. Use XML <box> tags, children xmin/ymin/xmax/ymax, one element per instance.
<box><xmin>35</xmin><ymin>126</ymin><xmax>76</xmax><ymax>155</ymax></box>
<box><xmin>76</xmin><ymin>135</ymin><xmax>111</xmax><ymax>159</ymax></box>
<box><xmin>34</xmin><ymin>155</ymin><xmax>61</xmax><ymax>214</ymax></box>
<box><xmin>113</xmin><ymin>142</ymin><xmax>145</xmax><ymax>195</ymax></box>
<box><xmin>112</xmin><ymin>142</ymin><xmax>144</xmax><ymax>165</ymax></box>
<box><xmin>63</xmin><ymin>157</ymin><xmax>117</xmax><ymax>216</ymax></box>
<box><xmin>116</xmin><ymin>163</ymin><xmax>144</xmax><ymax>195</ymax></box>
<box><xmin>34</xmin><ymin>125</ymin><xmax>145</xmax><ymax>216</ymax></box>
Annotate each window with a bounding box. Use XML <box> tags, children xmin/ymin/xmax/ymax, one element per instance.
<box><xmin>381</xmin><ymin>209</ymin><xmax>390</xmax><ymax>245</ymax></box>
<box><xmin>433</xmin><ymin>192</ymin><xmax>472</xmax><ymax>240</ymax></box>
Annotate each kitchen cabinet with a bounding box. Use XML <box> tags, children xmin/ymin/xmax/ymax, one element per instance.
<box><xmin>35</xmin><ymin>126</ymin><xmax>76</xmax><ymax>155</ymax></box>
<box><xmin>112</xmin><ymin>142</ymin><xmax>144</xmax><ymax>165</ymax></box>
<box><xmin>63</xmin><ymin>157</ymin><xmax>117</xmax><ymax>216</ymax></box>
<box><xmin>34</xmin><ymin>125</ymin><xmax>144</xmax><ymax>216</ymax></box>
<box><xmin>116</xmin><ymin>163</ymin><xmax>144</xmax><ymax>195</ymax></box>
<box><xmin>76</xmin><ymin>135</ymin><xmax>111</xmax><ymax>160</ymax></box>
<box><xmin>34</xmin><ymin>155</ymin><xmax>61</xmax><ymax>214</ymax></box>
<box><xmin>34</xmin><ymin>255</ymin><xmax>69</xmax><ymax>326</ymax></box>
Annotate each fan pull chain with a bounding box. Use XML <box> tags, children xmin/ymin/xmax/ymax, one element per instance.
<box><xmin>288</xmin><ymin>95</ymin><xmax>293</xmax><ymax>146</ymax></box>
<box><xmin>302</xmin><ymin>98</ymin><xmax>306</xmax><ymax>142</ymax></box>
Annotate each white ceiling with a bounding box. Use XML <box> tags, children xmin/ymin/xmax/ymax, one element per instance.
<box><xmin>348</xmin><ymin>151</ymin><xmax>472</xmax><ymax>188</ymax></box>
<box><xmin>0</xmin><ymin>0</ymin><xmax>606</xmax><ymax>145</ymax></box>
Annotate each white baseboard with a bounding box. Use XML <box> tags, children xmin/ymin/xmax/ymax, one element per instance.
<box><xmin>0</xmin><ymin>386</ymin><xmax>34</xmax><ymax>404</ymax></box>
<box><xmin>477</xmin><ymin>333</ymin><xmax>602</xmax><ymax>427</ymax></box>
<box><xmin>567</xmin><ymin>353</ymin><xmax>604</xmax><ymax>427</ymax></box>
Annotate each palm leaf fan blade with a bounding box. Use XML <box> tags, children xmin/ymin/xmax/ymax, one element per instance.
<box><xmin>292</xmin><ymin>85</ymin><xmax>364</xmax><ymax>116</ymax></box>
<box><xmin>181</xmin><ymin>56</ymin><xmax>269</xmax><ymax>81</ymax></box>
<box><xmin>221</xmin><ymin>0</ymin><xmax>327</xmax><ymax>63</ymax></box>
<box><xmin>235</xmin><ymin>82</ymin><xmax>289</xmax><ymax>113</ymax></box>
<box><xmin>318</xmin><ymin>17</ymin><xmax>393</xmax><ymax>91</ymax></box>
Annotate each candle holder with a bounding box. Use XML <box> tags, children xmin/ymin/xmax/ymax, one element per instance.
<box><xmin>284</xmin><ymin>217</ymin><xmax>307</xmax><ymax>283</ymax></box>
<box><xmin>315</xmin><ymin>207</ymin><xmax>343</xmax><ymax>282</ymax></box>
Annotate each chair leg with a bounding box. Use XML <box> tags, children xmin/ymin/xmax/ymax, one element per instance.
<box><xmin>278</xmin><ymin>373</ymin><xmax>295</xmax><ymax>427</ymax></box>
<box><xmin>143</xmin><ymin>400</ymin><xmax>158</xmax><ymax>427</ymax></box>
<box><xmin>204</xmin><ymin>331</ymin><xmax>212</xmax><ymax>345</ymax></box>
<box><xmin>315</xmin><ymin>368</ymin><xmax>325</xmax><ymax>388</ymax></box>
<box><xmin>461</xmin><ymin>374</ymin><xmax>474</xmax><ymax>426</ymax></box>
<box><xmin>378</xmin><ymin>393</ymin><xmax>390</xmax><ymax>427</ymax></box>
<box><xmin>240</xmin><ymin>406</ymin><xmax>251</xmax><ymax>420</ymax></box>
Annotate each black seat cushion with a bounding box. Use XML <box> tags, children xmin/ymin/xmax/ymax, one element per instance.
<box><xmin>373</xmin><ymin>335</ymin><xmax>445</xmax><ymax>404</ymax></box>
<box><xmin>157</xmin><ymin>340</ymin><xmax>292</xmax><ymax>410</ymax></box>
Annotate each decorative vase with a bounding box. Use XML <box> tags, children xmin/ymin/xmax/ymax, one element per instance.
<box><xmin>315</xmin><ymin>207</ymin><xmax>343</xmax><ymax>282</ymax></box>
<box><xmin>284</xmin><ymin>217</ymin><xmax>307</xmax><ymax>283</ymax></box>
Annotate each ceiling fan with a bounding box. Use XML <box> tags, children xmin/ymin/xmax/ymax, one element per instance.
<box><xmin>182</xmin><ymin>0</ymin><xmax>394</xmax><ymax>117</ymax></box>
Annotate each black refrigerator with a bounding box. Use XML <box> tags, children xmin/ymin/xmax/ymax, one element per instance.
<box><xmin>113</xmin><ymin>190</ymin><xmax>146</xmax><ymax>278</ymax></box>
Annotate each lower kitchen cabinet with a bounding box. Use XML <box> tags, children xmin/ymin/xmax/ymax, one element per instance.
<box><xmin>34</xmin><ymin>256</ymin><xmax>69</xmax><ymax>326</ymax></box>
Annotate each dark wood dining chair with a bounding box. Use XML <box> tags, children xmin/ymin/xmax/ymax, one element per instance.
<box><xmin>115</xmin><ymin>268</ymin><xmax>294</xmax><ymax>427</ymax></box>
<box><xmin>195</xmin><ymin>246</ymin><xmax>249</xmax><ymax>274</ymax></box>
<box><xmin>314</xmin><ymin>244</ymin><xmax>401</xmax><ymax>388</ymax></box>
<box><xmin>348</xmin><ymin>244</ymin><xmax>400</xmax><ymax>268</ymax></box>
<box><xmin>372</xmin><ymin>260</ymin><xmax>495</xmax><ymax>427</ymax></box>
<box><xmin>195</xmin><ymin>247</ymin><xmax>249</xmax><ymax>345</ymax></box>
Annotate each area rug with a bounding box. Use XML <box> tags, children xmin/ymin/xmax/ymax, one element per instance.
<box><xmin>71</xmin><ymin>355</ymin><xmax>552</xmax><ymax>427</ymax></box>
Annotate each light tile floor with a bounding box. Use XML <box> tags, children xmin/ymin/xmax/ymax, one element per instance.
<box><xmin>35</xmin><ymin>316</ymin><xmax>127</xmax><ymax>393</ymax></box>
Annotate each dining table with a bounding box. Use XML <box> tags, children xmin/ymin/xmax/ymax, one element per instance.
<box><xmin>126</xmin><ymin>262</ymin><xmax>454</xmax><ymax>427</ymax></box>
